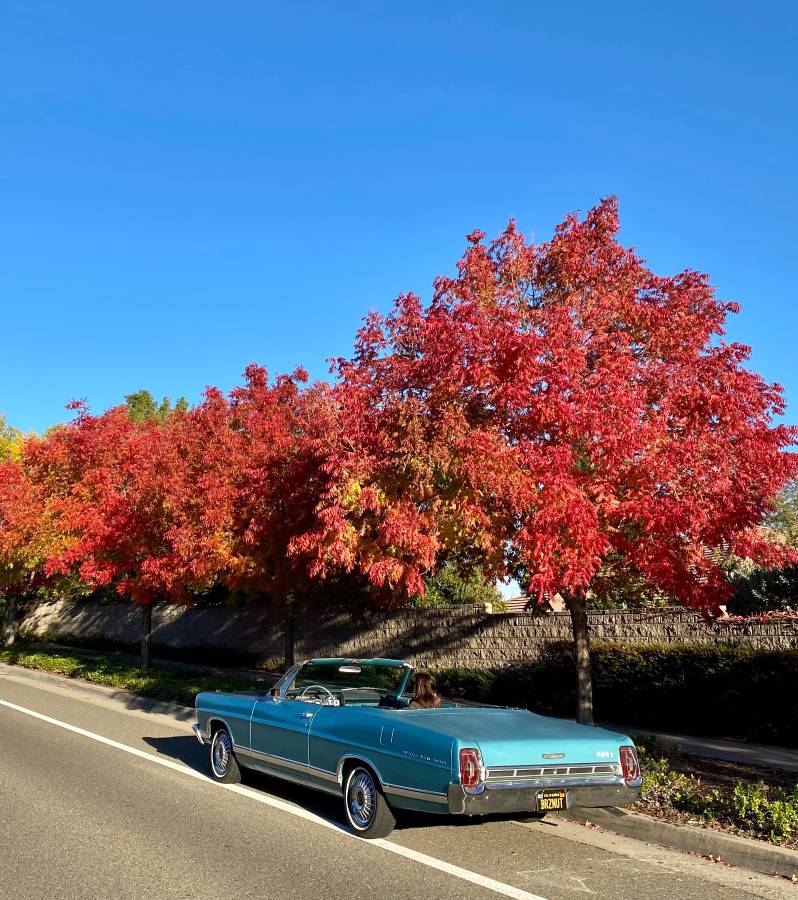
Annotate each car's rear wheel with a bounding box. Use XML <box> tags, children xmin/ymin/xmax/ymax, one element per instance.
<box><xmin>343</xmin><ymin>765</ymin><xmax>396</xmax><ymax>839</ymax></box>
<box><xmin>209</xmin><ymin>726</ymin><xmax>242</xmax><ymax>784</ymax></box>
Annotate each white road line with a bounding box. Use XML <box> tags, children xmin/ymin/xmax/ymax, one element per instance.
<box><xmin>0</xmin><ymin>697</ymin><xmax>547</xmax><ymax>900</ymax></box>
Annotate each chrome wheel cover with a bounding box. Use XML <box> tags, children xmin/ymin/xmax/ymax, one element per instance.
<box><xmin>211</xmin><ymin>730</ymin><xmax>232</xmax><ymax>777</ymax></box>
<box><xmin>347</xmin><ymin>768</ymin><xmax>376</xmax><ymax>830</ymax></box>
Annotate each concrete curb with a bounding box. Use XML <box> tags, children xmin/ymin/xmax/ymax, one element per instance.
<box><xmin>557</xmin><ymin>807</ymin><xmax>798</xmax><ymax>879</ymax></box>
<box><xmin>104</xmin><ymin>687</ymin><xmax>197</xmax><ymax>721</ymax></box>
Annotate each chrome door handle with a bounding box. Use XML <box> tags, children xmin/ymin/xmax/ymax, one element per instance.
<box><xmin>297</xmin><ymin>712</ymin><xmax>314</xmax><ymax>719</ymax></box>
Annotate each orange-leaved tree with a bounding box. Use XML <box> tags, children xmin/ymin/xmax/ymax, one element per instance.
<box><xmin>0</xmin><ymin>420</ymin><xmax>93</xmax><ymax>645</ymax></box>
<box><xmin>0</xmin><ymin>460</ymin><xmax>67</xmax><ymax>644</ymax></box>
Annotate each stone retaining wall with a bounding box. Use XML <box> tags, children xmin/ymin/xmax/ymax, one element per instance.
<box><xmin>16</xmin><ymin>599</ymin><xmax>798</xmax><ymax>669</ymax></box>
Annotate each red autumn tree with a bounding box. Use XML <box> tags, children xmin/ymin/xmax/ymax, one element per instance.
<box><xmin>292</xmin><ymin>198</ymin><xmax>798</xmax><ymax>722</ymax></box>
<box><xmin>39</xmin><ymin>367</ymin><xmax>346</xmax><ymax>668</ymax></box>
<box><xmin>44</xmin><ymin>396</ymin><xmax>240</xmax><ymax>667</ymax></box>
<box><xmin>223</xmin><ymin>365</ymin><xmax>356</xmax><ymax>664</ymax></box>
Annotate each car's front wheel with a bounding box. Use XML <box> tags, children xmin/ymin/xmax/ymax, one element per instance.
<box><xmin>343</xmin><ymin>765</ymin><xmax>396</xmax><ymax>839</ymax></box>
<box><xmin>209</xmin><ymin>727</ymin><xmax>242</xmax><ymax>784</ymax></box>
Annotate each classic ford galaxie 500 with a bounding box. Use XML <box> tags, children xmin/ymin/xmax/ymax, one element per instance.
<box><xmin>193</xmin><ymin>657</ymin><xmax>641</xmax><ymax>838</ymax></box>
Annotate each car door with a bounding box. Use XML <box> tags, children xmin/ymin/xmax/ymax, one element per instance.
<box><xmin>250</xmin><ymin>694</ymin><xmax>320</xmax><ymax>771</ymax></box>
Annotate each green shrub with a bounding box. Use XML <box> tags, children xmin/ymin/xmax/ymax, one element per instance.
<box><xmin>633</xmin><ymin>736</ymin><xmax>704</xmax><ymax>813</ymax></box>
<box><xmin>763</xmin><ymin>787</ymin><xmax>798</xmax><ymax>843</ymax></box>
<box><xmin>434</xmin><ymin>642</ymin><xmax>798</xmax><ymax>746</ymax></box>
<box><xmin>727</xmin><ymin>564</ymin><xmax>798</xmax><ymax>616</ymax></box>
<box><xmin>632</xmin><ymin>735</ymin><xmax>798</xmax><ymax>844</ymax></box>
<box><xmin>419</xmin><ymin>562</ymin><xmax>503</xmax><ymax>609</ymax></box>
<box><xmin>704</xmin><ymin>781</ymin><xmax>798</xmax><ymax>843</ymax></box>
<box><xmin>590</xmin><ymin>642</ymin><xmax>798</xmax><ymax>746</ymax></box>
<box><xmin>644</xmin><ymin>763</ymin><xmax>704</xmax><ymax>812</ymax></box>
<box><xmin>434</xmin><ymin>667</ymin><xmax>496</xmax><ymax>702</ymax></box>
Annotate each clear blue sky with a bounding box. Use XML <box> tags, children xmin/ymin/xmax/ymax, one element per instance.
<box><xmin>2</xmin><ymin>1</ymin><xmax>796</xmax><ymax>434</ymax></box>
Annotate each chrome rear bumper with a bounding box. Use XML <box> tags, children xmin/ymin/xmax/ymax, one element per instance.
<box><xmin>192</xmin><ymin>723</ymin><xmax>205</xmax><ymax>746</ymax></box>
<box><xmin>448</xmin><ymin>781</ymin><xmax>639</xmax><ymax>815</ymax></box>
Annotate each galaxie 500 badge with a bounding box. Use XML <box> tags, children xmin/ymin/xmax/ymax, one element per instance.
<box><xmin>402</xmin><ymin>749</ymin><xmax>448</xmax><ymax>766</ymax></box>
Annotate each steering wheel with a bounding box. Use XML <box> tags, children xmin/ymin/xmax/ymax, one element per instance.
<box><xmin>299</xmin><ymin>684</ymin><xmax>337</xmax><ymax>705</ymax></box>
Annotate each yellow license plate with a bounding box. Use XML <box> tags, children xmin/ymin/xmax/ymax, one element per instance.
<box><xmin>536</xmin><ymin>789</ymin><xmax>567</xmax><ymax>811</ymax></box>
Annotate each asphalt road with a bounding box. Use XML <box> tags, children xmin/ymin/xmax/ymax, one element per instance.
<box><xmin>0</xmin><ymin>665</ymin><xmax>793</xmax><ymax>900</ymax></box>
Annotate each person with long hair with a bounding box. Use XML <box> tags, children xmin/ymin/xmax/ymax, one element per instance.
<box><xmin>407</xmin><ymin>672</ymin><xmax>442</xmax><ymax>709</ymax></box>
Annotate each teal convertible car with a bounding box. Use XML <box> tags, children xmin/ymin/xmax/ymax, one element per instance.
<box><xmin>193</xmin><ymin>657</ymin><xmax>642</xmax><ymax>838</ymax></box>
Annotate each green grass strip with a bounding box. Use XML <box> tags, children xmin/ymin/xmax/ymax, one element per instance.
<box><xmin>0</xmin><ymin>643</ymin><xmax>272</xmax><ymax>707</ymax></box>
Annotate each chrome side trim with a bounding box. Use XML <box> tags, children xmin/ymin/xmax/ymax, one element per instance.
<box><xmin>237</xmin><ymin>746</ymin><xmax>305</xmax><ymax>772</ymax></box>
<box><xmin>384</xmin><ymin>784</ymin><xmax>448</xmax><ymax>803</ymax></box>
<box><xmin>237</xmin><ymin>746</ymin><xmax>338</xmax><ymax>783</ymax></box>
<box><xmin>335</xmin><ymin>753</ymin><xmax>387</xmax><ymax>788</ymax></box>
<box><xmin>309</xmin><ymin>765</ymin><xmax>340</xmax><ymax>784</ymax></box>
<box><xmin>235</xmin><ymin>747</ymin><xmax>445</xmax><ymax>806</ymax></box>
<box><xmin>334</xmin><ymin>754</ymin><xmax>445</xmax><ymax>804</ymax></box>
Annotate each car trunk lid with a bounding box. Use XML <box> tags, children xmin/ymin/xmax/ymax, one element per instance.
<box><xmin>404</xmin><ymin>707</ymin><xmax>629</xmax><ymax>768</ymax></box>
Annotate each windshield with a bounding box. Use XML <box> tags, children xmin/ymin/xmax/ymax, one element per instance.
<box><xmin>279</xmin><ymin>660</ymin><xmax>410</xmax><ymax>707</ymax></box>
<box><xmin>294</xmin><ymin>662</ymin><xmax>405</xmax><ymax>693</ymax></box>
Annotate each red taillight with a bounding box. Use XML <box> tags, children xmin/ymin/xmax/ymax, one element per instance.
<box><xmin>619</xmin><ymin>745</ymin><xmax>640</xmax><ymax>785</ymax></box>
<box><xmin>459</xmin><ymin>748</ymin><xmax>484</xmax><ymax>790</ymax></box>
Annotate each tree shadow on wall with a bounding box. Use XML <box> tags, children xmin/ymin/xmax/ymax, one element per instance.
<box><xmin>299</xmin><ymin>605</ymin><xmax>563</xmax><ymax>667</ymax></box>
<box><xmin>17</xmin><ymin>596</ymin><xmax>286</xmax><ymax>668</ymax></box>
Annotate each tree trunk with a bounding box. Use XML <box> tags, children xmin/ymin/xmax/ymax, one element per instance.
<box><xmin>565</xmin><ymin>591</ymin><xmax>594</xmax><ymax>725</ymax></box>
<box><xmin>284</xmin><ymin>598</ymin><xmax>295</xmax><ymax>669</ymax></box>
<box><xmin>140</xmin><ymin>603</ymin><xmax>152</xmax><ymax>670</ymax></box>
<box><xmin>2</xmin><ymin>593</ymin><xmax>19</xmax><ymax>647</ymax></box>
